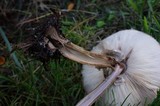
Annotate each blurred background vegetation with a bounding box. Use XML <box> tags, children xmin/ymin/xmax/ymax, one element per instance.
<box><xmin>0</xmin><ymin>0</ymin><xmax>160</xmax><ymax>105</ymax></box>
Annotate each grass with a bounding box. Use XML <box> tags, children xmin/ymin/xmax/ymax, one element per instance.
<box><xmin>0</xmin><ymin>0</ymin><xmax>160</xmax><ymax>105</ymax></box>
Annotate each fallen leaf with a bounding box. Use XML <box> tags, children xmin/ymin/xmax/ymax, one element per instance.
<box><xmin>67</xmin><ymin>2</ymin><xmax>75</xmax><ymax>11</ymax></box>
<box><xmin>0</xmin><ymin>56</ymin><xmax>5</xmax><ymax>65</ymax></box>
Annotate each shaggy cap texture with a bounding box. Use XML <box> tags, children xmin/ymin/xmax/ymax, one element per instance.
<box><xmin>82</xmin><ymin>29</ymin><xmax>160</xmax><ymax>106</ymax></box>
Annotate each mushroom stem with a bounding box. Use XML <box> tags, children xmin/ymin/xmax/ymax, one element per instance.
<box><xmin>60</xmin><ymin>42</ymin><xmax>116</xmax><ymax>68</ymax></box>
<box><xmin>46</xmin><ymin>26</ymin><xmax>117</xmax><ymax>68</ymax></box>
<box><xmin>76</xmin><ymin>65</ymin><xmax>123</xmax><ymax>106</ymax></box>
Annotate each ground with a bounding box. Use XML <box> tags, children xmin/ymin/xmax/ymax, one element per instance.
<box><xmin>0</xmin><ymin>0</ymin><xmax>160</xmax><ymax>106</ymax></box>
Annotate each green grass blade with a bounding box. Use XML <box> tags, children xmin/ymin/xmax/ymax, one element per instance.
<box><xmin>127</xmin><ymin>0</ymin><xmax>138</xmax><ymax>12</ymax></box>
<box><xmin>153</xmin><ymin>15</ymin><xmax>160</xmax><ymax>30</ymax></box>
<box><xmin>143</xmin><ymin>17</ymin><xmax>150</xmax><ymax>33</ymax></box>
<box><xmin>0</xmin><ymin>27</ymin><xmax>22</xmax><ymax>68</ymax></box>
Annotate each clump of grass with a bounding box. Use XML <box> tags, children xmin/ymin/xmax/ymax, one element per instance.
<box><xmin>149</xmin><ymin>91</ymin><xmax>160</xmax><ymax>106</ymax></box>
<box><xmin>1</xmin><ymin>0</ymin><xmax>160</xmax><ymax>105</ymax></box>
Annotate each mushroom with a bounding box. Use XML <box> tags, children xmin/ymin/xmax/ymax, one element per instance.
<box><xmin>80</xmin><ymin>29</ymin><xmax>160</xmax><ymax>106</ymax></box>
<box><xmin>24</xmin><ymin>15</ymin><xmax>160</xmax><ymax>105</ymax></box>
<box><xmin>45</xmin><ymin>27</ymin><xmax>160</xmax><ymax>106</ymax></box>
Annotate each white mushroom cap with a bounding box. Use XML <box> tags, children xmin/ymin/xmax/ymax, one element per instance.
<box><xmin>82</xmin><ymin>29</ymin><xmax>160</xmax><ymax>106</ymax></box>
